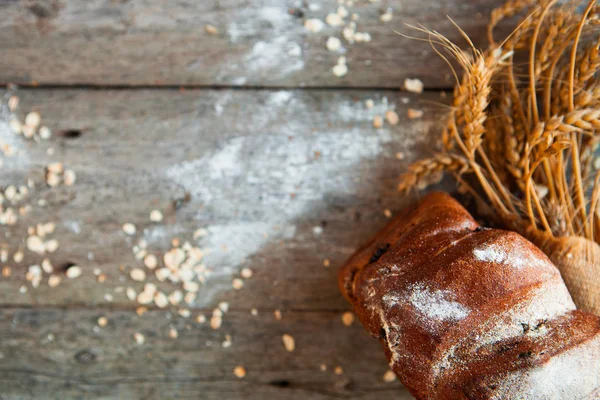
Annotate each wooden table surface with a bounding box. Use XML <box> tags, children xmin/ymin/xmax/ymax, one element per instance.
<box><xmin>0</xmin><ymin>1</ymin><xmax>505</xmax><ymax>399</ymax></box>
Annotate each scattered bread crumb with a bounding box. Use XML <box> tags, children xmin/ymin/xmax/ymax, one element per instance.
<box><xmin>66</xmin><ymin>265</ymin><xmax>82</xmax><ymax>279</ymax></box>
<box><xmin>233</xmin><ymin>365</ymin><xmax>246</xmax><ymax>378</ymax></box>
<box><xmin>407</xmin><ymin>108</ymin><xmax>424</xmax><ymax>119</ymax></box>
<box><xmin>8</xmin><ymin>95</ymin><xmax>19</xmax><ymax>111</ymax></box>
<box><xmin>48</xmin><ymin>275</ymin><xmax>61</xmax><ymax>287</ymax></box>
<box><xmin>143</xmin><ymin>254</ymin><xmax>158</xmax><ymax>269</ymax></box>
<box><xmin>25</xmin><ymin>112</ymin><xmax>41</xmax><ymax>128</ymax></box>
<box><xmin>380</xmin><ymin>9</ymin><xmax>393</xmax><ymax>22</ymax></box>
<box><xmin>63</xmin><ymin>169</ymin><xmax>76</xmax><ymax>186</ymax></box>
<box><xmin>13</xmin><ymin>251</ymin><xmax>24</xmax><ymax>263</ymax></box>
<box><xmin>133</xmin><ymin>332</ymin><xmax>145</xmax><ymax>345</ymax></box>
<box><xmin>39</xmin><ymin>126</ymin><xmax>51</xmax><ymax>139</ymax></box>
<box><xmin>232</xmin><ymin>278</ymin><xmax>244</xmax><ymax>290</ymax></box>
<box><xmin>168</xmin><ymin>327</ymin><xmax>178</xmax><ymax>339</ymax></box>
<box><xmin>304</xmin><ymin>19</ymin><xmax>325</xmax><ymax>32</ymax></box>
<box><xmin>326</xmin><ymin>36</ymin><xmax>342</xmax><ymax>52</ymax></box>
<box><xmin>45</xmin><ymin>239</ymin><xmax>59</xmax><ymax>253</ymax></box>
<box><xmin>205</xmin><ymin>25</ymin><xmax>218</xmax><ymax>35</ymax></box>
<box><xmin>211</xmin><ymin>309</ymin><xmax>223</xmax><ymax>329</ymax></box>
<box><xmin>326</xmin><ymin>13</ymin><xmax>343</xmax><ymax>27</ymax></box>
<box><xmin>404</xmin><ymin>78</ymin><xmax>424</xmax><ymax>93</ymax></box>
<box><xmin>282</xmin><ymin>334</ymin><xmax>295</xmax><ymax>352</ymax></box>
<box><xmin>385</xmin><ymin>110</ymin><xmax>399</xmax><ymax>125</ymax></box>
<box><xmin>333</xmin><ymin>63</ymin><xmax>348</xmax><ymax>77</ymax></box>
<box><xmin>337</xmin><ymin>5</ymin><xmax>349</xmax><ymax>18</ymax></box>
<box><xmin>241</xmin><ymin>268</ymin><xmax>253</xmax><ymax>278</ymax></box>
<box><xmin>27</xmin><ymin>236</ymin><xmax>45</xmax><ymax>254</ymax></box>
<box><xmin>126</xmin><ymin>287</ymin><xmax>137</xmax><ymax>301</ymax></box>
<box><xmin>178</xmin><ymin>308</ymin><xmax>191</xmax><ymax>318</ymax></box>
<box><xmin>341</xmin><ymin>311</ymin><xmax>354</xmax><ymax>326</ymax></box>
<box><xmin>130</xmin><ymin>268</ymin><xmax>146</xmax><ymax>282</ymax></box>
<box><xmin>122</xmin><ymin>223</ymin><xmax>136</xmax><ymax>236</ymax></box>
<box><xmin>154</xmin><ymin>291</ymin><xmax>169</xmax><ymax>308</ymax></box>
<box><xmin>383</xmin><ymin>369</ymin><xmax>397</xmax><ymax>382</ymax></box>
<box><xmin>373</xmin><ymin>115</ymin><xmax>383</xmax><ymax>129</ymax></box>
<box><xmin>149</xmin><ymin>209</ymin><xmax>163</xmax><ymax>222</ymax></box>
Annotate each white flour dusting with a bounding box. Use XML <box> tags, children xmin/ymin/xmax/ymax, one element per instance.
<box><xmin>165</xmin><ymin>91</ymin><xmax>397</xmax><ymax>219</ymax></box>
<box><xmin>244</xmin><ymin>38</ymin><xmax>304</xmax><ymax>78</ymax></box>
<box><xmin>408</xmin><ymin>283</ymin><xmax>470</xmax><ymax>322</ymax></box>
<box><xmin>335</xmin><ymin>98</ymin><xmax>434</xmax><ymax>152</ymax></box>
<box><xmin>225</xmin><ymin>6</ymin><xmax>304</xmax><ymax>81</ymax></box>
<box><xmin>473</xmin><ymin>241</ymin><xmax>542</xmax><ymax>270</ymax></box>
<box><xmin>228</xmin><ymin>6</ymin><xmax>291</xmax><ymax>44</ymax></box>
<box><xmin>214</xmin><ymin>92</ymin><xmax>233</xmax><ymax>116</ymax></box>
<box><xmin>161</xmin><ymin>90</ymin><xmax>404</xmax><ymax>295</ymax></box>
<box><xmin>268</xmin><ymin>91</ymin><xmax>293</xmax><ymax>106</ymax></box>
<box><xmin>473</xmin><ymin>246</ymin><xmax>506</xmax><ymax>264</ymax></box>
<box><xmin>493</xmin><ymin>335</ymin><xmax>600</xmax><ymax>398</ymax></box>
<box><xmin>0</xmin><ymin>120</ymin><xmax>30</xmax><ymax>170</ymax></box>
<box><xmin>201</xmin><ymin>222</ymin><xmax>275</xmax><ymax>269</ymax></box>
<box><xmin>63</xmin><ymin>220</ymin><xmax>82</xmax><ymax>235</ymax></box>
<box><xmin>162</xmin><ymin>90</ymin><xmax>433</xmax><ymax>303</ymax></box>
<box><xmin>336</xmin><ymin>96</ymin><xmax>392</xmax><ymax>122</ymax></box>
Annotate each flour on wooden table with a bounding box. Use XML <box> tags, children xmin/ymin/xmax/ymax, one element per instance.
<box><xmin>63</xmin><ymin>220</ymin><xmax>82</xmax><ymax>235</ymax></box>
<box><xmin>245</xmin><ymin>38</ymin><xmax>304</xmax><ymax>78</ymax></box>
<box><xmin>0</xmin><ymin>119</ymin><xmax>30</xmax><ymax>169</ymax></box>
<box><xmin>163</xmin><ymin>90</ymin><xmax>418</xmax><ymax>296</ymax></box>
<box><xmin>225</xmin><ymin>6</ymin><xmax>304</xmax><ymax>81</ymax></box>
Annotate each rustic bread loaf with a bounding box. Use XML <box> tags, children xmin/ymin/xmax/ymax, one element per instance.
<box><xmin>339</xmin><ymin>192</ymin><xmax>600</xmax><ymax>399</ymax></box>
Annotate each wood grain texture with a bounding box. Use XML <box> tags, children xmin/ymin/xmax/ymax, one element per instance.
<box><xmin>0</xmin><ymin>0</ymin><xmax>505</xmax><ymax>87</ymax></box>
<box><xmin>0</xmin><ymin>88</ymin><xmax>449</xmax><ymax>309</ymax></box>
<box><xmin>0</xmin><ymin>88</ymin><xmax>452</xmax><ymax>399</ymax></box>
<box><xmin>0</xmin><ymin>308</ymin><xmax>408</xmax><ymax>399</ymax></box>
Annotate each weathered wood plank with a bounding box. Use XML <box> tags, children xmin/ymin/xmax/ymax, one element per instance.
<box><xmin>0</xmin><ymin>0</ymin><xmax>505</xmax><ymax>87</ymax></box>
<box><xmin>0</xmin><ymin>88</ymin><xmax>449</xmax><ymax>310</ymax></box>
<box><xmin>0</xmin><ymin>307</ymin><xmax>410</xmax><ymax>399</ymax></box>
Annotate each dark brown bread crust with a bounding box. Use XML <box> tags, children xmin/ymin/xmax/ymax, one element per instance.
<box><xmin>339</xmin><ymin>192</ymin><xmax>600</xmax><ymax>399</ymax></box>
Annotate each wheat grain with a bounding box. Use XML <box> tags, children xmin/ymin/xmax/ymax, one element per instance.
<box><xmin>403</xmin><ymin>0</ymin><xmax>600</xmax><ymax>242</ymax></box>
<box><xmin>398</xmin><ymin>154</ymin><xmax>468</xmax><ymax>192</ymax></box>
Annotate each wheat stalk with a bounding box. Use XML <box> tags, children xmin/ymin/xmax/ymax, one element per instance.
<box><xmin>399</xmin><ymin>0</ymin><xmax>600</xmax><ymax>240</ymax></box>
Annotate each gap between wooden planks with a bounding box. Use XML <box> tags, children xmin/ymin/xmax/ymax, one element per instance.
<box><xmin>0</xmin><ymin>88</ymin><xmax>451</xmax><ymax>311</ymax></box>
<box><xmin>0</xmin><ymin>0</ymin><xmax>507</xmax><ymax>88</ymax></box>
<box><xmin>0</xmin><ymin>88</ymin><xmax>453</xmax><ymax>400</ymax></box>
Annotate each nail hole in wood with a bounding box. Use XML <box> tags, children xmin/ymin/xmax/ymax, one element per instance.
<box><xmin>288</xmin><ymin>8</ymin><xmax>304</xmax><ymax>18</ymax></box>
<box><xmin>61</xmin><ymin>129</ymin><xmax>82</xmax><ymax>139</ymax></box>
<box><xmin>269</xmin><ymin>380</ymin><xmax>291</xmax><ymax>388</ymax></box>
<box><xmin>59</xmin><ymin>262</ymin><xmax>78</xmax><ymax>272</ymax></box>
<box><xmin>74</xmin><ymin>349</ymin><xmax>97</xmax><ymax>364</ymax></box>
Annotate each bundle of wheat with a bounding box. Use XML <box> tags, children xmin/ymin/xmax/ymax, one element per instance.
<box><xmin>399</xmin><ymin>0</ymin><xmax>600</xmax><ymax>314</ymax></box>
